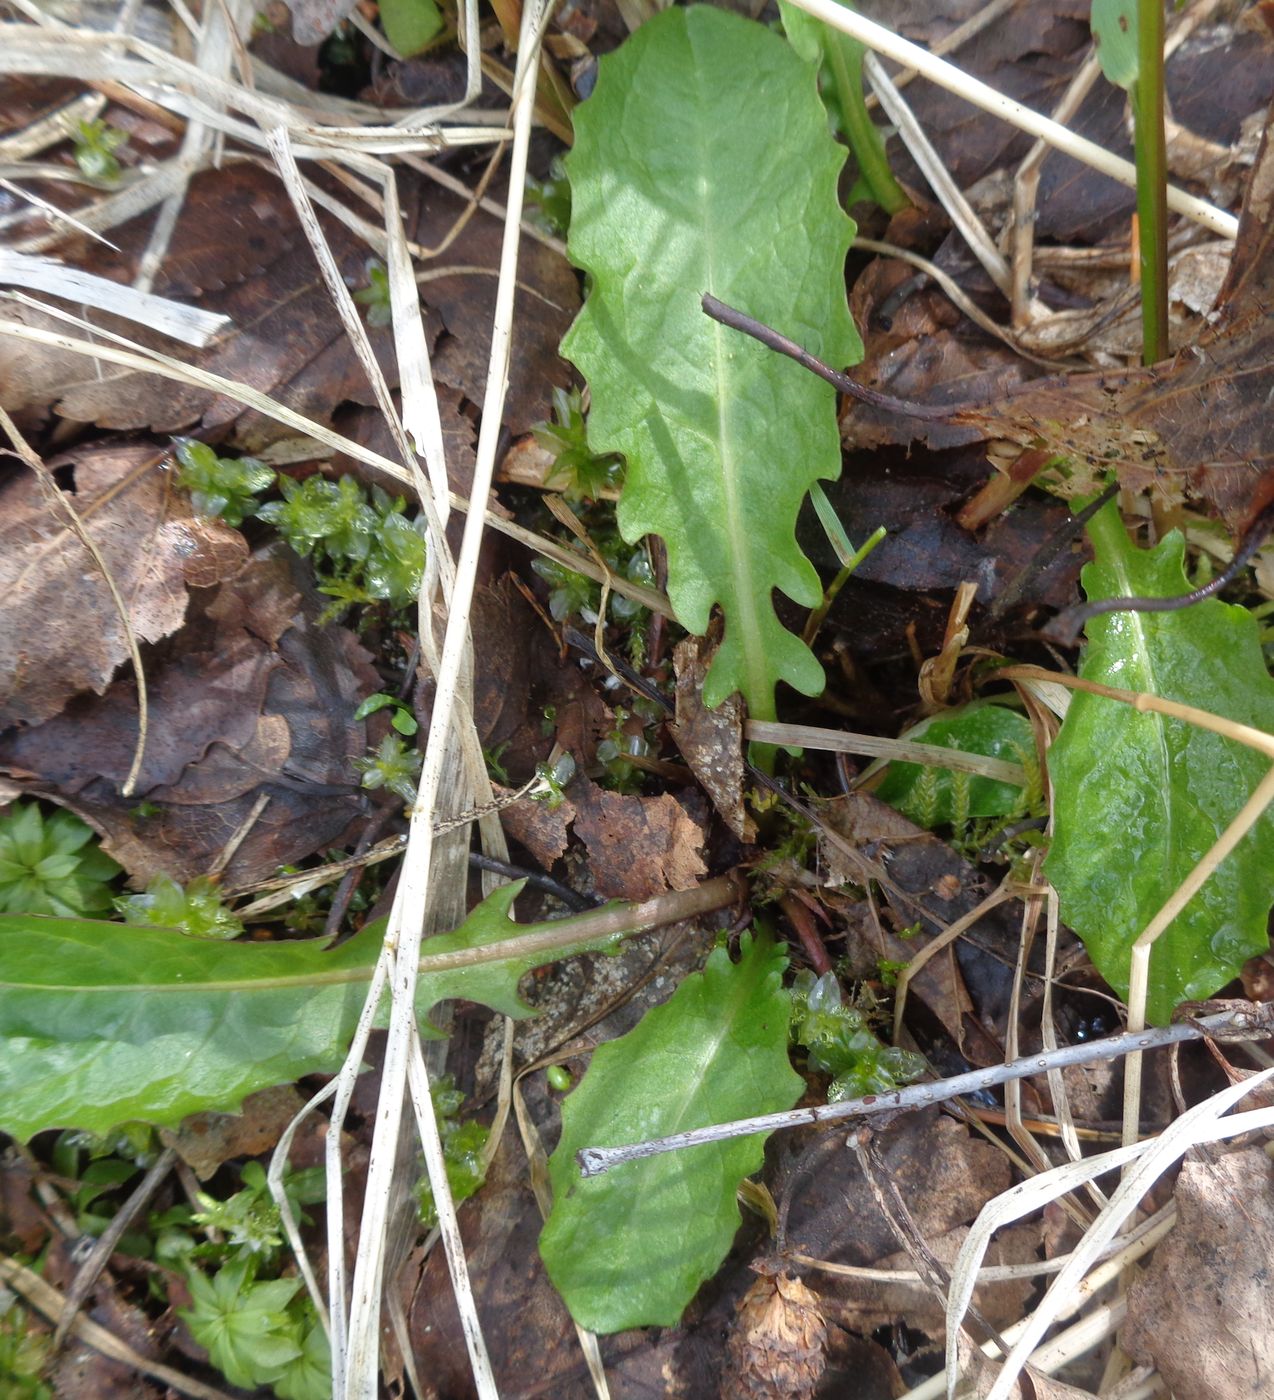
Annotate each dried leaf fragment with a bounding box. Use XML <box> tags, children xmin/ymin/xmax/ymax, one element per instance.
<box><xmin>672</xmin><ymin>635</ymin><xmax>754</xmax><ymax>842</ymax></box>
<box><xmin>0</xmin><ymin>443</ymin><xmax>246</xmax><ymax>730</ymax></box>
<box><xmin>1123</xmin><ymin>1146</ymin><xmax>1274</xmax><ymax>1400</ymax></box>
<box><xmin>721</xmin><ymin>1271</ymin><xmax>827</xmax><ymax>1400</ymax></box>
<box><xmin>569</xmin><ymin>778</ymin><xmax>707</xmax><ymax>901</ymax></box>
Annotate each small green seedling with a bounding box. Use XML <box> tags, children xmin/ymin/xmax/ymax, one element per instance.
<box><xmin>526</xmin><ymin>154</ymin><xmax>571</xmax><ymax>238</ymax></box>
<box><xmin>118</xmin><ymin>874</ymin><xmax>244</xmax><ymax>941</ymax></box>
<box><xmin>352</xmin><ymin>258</ymin><xmax>392</xmax><ymax>327</ymax></box>
<box><xmin>173</xmin><ymin>439</ymin><xmax>274</xmax><ymax>528</ymax></box>
<box><xmin>546</xmin><ymin>1064</ymin><xmax>572</xmax><ymax>1092</ymax></box>
<box><xmin>530</xmin><ymin>753</ymin><xmax>576</xmax><ymax>811</ymax></box>
<box><xmin>0</xmin><ymin>801</ymin><xmax>120</xmax><ymax>917</ymax></box>
<box><xmin>72</xmin><ymin>118</ymin><xmax>127</xmax><ymax>183</ymax></box>
<box><xmin>353</xmin><ymin>733</ymin><xmax>423</xmax><ymax>804</ymax></box>
<box><xmin>257</xmin><ymin>475</ymin><xmax>427</xmax><ymax>612</ymax></box>
<box><xmin>174</xmin><ymin>442</ymin><xmax>428</xmax><ymax>614</ymax></box>
<box><xmin>596</xmin><ymin>706</ymin><xmax>652</xmax><ymax>793</ymax></box>
<box><xmin>413</xmin><ymin>1076</ymin><xmax>490</xmax><ymax>1229</ymax></box>
<box><xmin>181</xmin><ymin>1257</ymin><xmax>329</xmax><ymax>1400</ymax></box>
<box><xmin>483</xmin><ymin>740</ymin><xmax>511</xmax><ymax>785</ymax></box>
<box><xmin>0</xmin><ymin>1294</ymin><xmax>49</xmax><ymax>1400</ymax></box>
<box><xmin>378</xmin><ymin>0</ymin><xmax>444</xmax><ymax>59</ymax></box>
<box><xmin>788</xmin><ymin>969</ymin><xmax>925</xmax><ymax>1101</ymax></box>
<box><xmin>532</xmin><ymin>387</ymin><xmax>624</xmax><ymax>503</ymax></box>
<box><xmin>353</xmin><ymin>692</ymin><xmax>418</xmax><ymax>736</ymax></box>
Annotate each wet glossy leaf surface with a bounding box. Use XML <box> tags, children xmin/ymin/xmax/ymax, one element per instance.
<box><xmin>1046</xmin><ymin>504</ymin><xmax>1274</xmax><ymax>1022</ymax></box>
<box><xmin>0</xmin><ymin>881</ymin><xmax>622</xmax><ymax>1139</ymax></box>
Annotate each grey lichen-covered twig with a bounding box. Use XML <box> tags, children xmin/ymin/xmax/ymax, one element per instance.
<box><xmin>577</xmin><ymin>1002</ymin><xmax>1274</xmax><ymax>1177</ymax></box>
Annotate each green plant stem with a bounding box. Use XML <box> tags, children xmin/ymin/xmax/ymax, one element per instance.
<box><xmin>1133</xmin><ymin>0</ymin><xmax>1169</xmax><ymax>364</ymax></box>
<box><xmin>803</xmin><ymin>523</ymin><xmax>887</xmax><ymax>644</ymax></box>
<box><xmin>825</xmin><ymin>31</ymin><xmax>908</xmax><ymax>214</ymax></box>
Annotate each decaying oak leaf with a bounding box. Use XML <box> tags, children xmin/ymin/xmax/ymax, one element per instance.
<box><xmin>569</xmin><ymin>777</ymin><xmax>707</xmax><ymax>902</ymax></box>
<box><xmin>1123</xmin><ymin>1145</ymin><xmax>1274</xmax><ymax>1400</ymax></box>
<box><xmin>159</xmin><ymin>1084</ymin><xmax>305</xmax><ymax>1180</ymax></box>
<box><xmin>833</xmin><ymin>1223</ymin><xmax>1038</xmax><ymax>1339</ymax></box>
<box><xmin>0</xmin><ymin>442</ymin><xmax>247</xmax><ymax>730</ymax></box>
<box><xmin>782</xmin><ymin>1112</ymin><xmax>1012</xmax><ymax>1283</ymax></box>
<box><xmin>0</xmin><ymin>548</ymin><xmax>377</xmax><ymax>886</ymax></box>
<box><xmin>494</xmin><ymin>786</ymin><xmax>575</xmax><ymax>870</ymax></box>
<box><xmin>407</xmin><ymin>180</ymin><xmax>580</xmax><ymax>436</ymax></box>
<box><xmin>721</xmin><ymin>1272</ymin><xmax>827</xmax><ymax>1400</ymax></box>
<box><xmin>2</xmin><ymin>165</ymin><xmax>399</xmax><ymax>450</ymax></box>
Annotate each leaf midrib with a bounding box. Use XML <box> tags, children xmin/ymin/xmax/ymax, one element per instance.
<box><xmin>694</xmin><ymin>46</ymin><xmax>764</xmax><ymax>715</ymax></box>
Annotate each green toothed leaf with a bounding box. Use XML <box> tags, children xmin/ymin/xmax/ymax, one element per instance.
<box><xmin>563</xmin><ymin>5</ymin><xmax>861</xmax><ymax>720</ymax></box>
<box><xmin>0</xmin><ymin>881</ymin><xmax>630</xmax><ymax>1139</ymax></box>
<box><xmin>1091</xmin><ymin>0</ymin><xmax>1139</xmax><ymax>91</ymax></box>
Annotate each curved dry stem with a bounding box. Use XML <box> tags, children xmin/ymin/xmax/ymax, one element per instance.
<box><xmin>891</xmin><ymin>882</ymin><xmax>1019</xmax><ymax>1045</ymax></box>
<box><xmin>998</xmin><ymin>665</ymin><xmax>1274</xmax><ymax>759</ymax></box>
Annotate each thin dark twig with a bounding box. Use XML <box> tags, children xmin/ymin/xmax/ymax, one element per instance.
<box><xmin>701</xmin><ymin>293</ymin><xmax>956</xmax><ymax>423</ymax></box>
<box><xmin>702</xmin><ymin>293</ymin><xmax>1273</xmax><ymax>636</ymax></box>
<box><xmin>780</xmin><ymin>893</ymin><xmax>834</xmax><ymax>976</ymax></box>
<box><xmin>986</xmin><ymin>482</ymin><xmax>1120</xmax><ymax>625</ymax></box>
<box><xmin>576</xmin><ymin>1002</ymin><xmax>1274</xmax><ymax>1176</ymax></box>
<box><xmin>1062</xmin><ymin>499</ymin><xmax>1274</xmax><ymax>634</ymax></box>
<box><xmin>467</xmin><ymin>850</ymin><xmax>600</xmax><ymax>911</ymax></box>
<box><xmin>563</xmin><ymin>626</ymin><xmax>674</xmax><ymax>713</ymax></box>
<box><xmin>323</xmin><ymin>804</ymin><xmax>396</xmax><ymax>942</ymax></box>
<box><xmin>53</xmin><ymin>1147</ymin><xmax>177</xmax><ymax>1351</ymax></box>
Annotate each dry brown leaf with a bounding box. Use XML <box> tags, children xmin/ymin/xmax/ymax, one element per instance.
<box><xmin>0</xmin><ymin>549</ymin><xmax>377</xmax><ymax>886</ymax></box>
<box><xmin>3</xmin><ymin>165</ymin><xmax>403</xmax><ymax>451</ymax></box>
<box><xmin>671</xmin><ymin>635</ymin><xmax>754</xmax><ymax>842</ymax></box>
<box><xmin>1123</xmin><ymin>1145</ymin><xmax>1274</xmax><ymax>1400</ymax></box>
<box><xmin>569</xmin><ymin>777</ymin><xmax>707</xmax><ymax>902</ymax></box>
<box><xmin>495</xmin><ymin>786</ymin><xmax>575</xmax><ymax>869</ymax></box>
<box><xmin>408</xmin><ymin>180</ymin><xmax>580</xmax><ymax>436</ymax></box>
<box><xmin>784</xmin><ymin>1111</ymin><xmax>1013</xmax><ymax>1287</ymax></box>
<box><xmin>720</xmin><ymin>1271</ymin><xmax>827</xmax><ymax>1400</ymax></box>
<box><xmin>159</xmin><ymin>1084</ymin><xmax>305</xmax><ymax>1180</ymax></box>
<box><xmin>0</xmin><ymin>441</ymin><xmax>247</xmax><ymax>730</ymax></box>
<box><xmin>843</xmin><ymin>105</ymin><xmax>1274</xmax><ymax>531</ymax></box>
<box><xmin>833</xmin><ymin>1223</ymin><xmax>1038</xmax><ymax>1339</ymax></box>
<box><xmin>821</xmin><ymin>794</ymin><xmax>1022</xmax><ymax>1064</ymax></box>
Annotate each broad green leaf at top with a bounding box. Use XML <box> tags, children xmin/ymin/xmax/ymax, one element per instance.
<box><xmin>0</xmin><ymin>881</ymin><xmax>627</xmax><ymax>1140</ymax></box>
<box><xmin>563</xmin><ymin>5</ymin><xmax>861</xmax><ymax>720</ymax></box>
<box><xmin>539</xmin><ymin>930</ymin><xmax>802</xmax><ymax>1333</ymax></box>
<box><xmin>1091</xmin><ymin>0</ymin><xmax>1139</xmax><ymax>90</ymax></box>
<box><xmin>378</xmin><ymin>0</ymin><xmax>443</xmax><ymax>57</ymax></box>
<box><xmin>1046</xmin><ymin>502</ymin><xmax>1274</xmax><ymax>1024</ymax></box>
